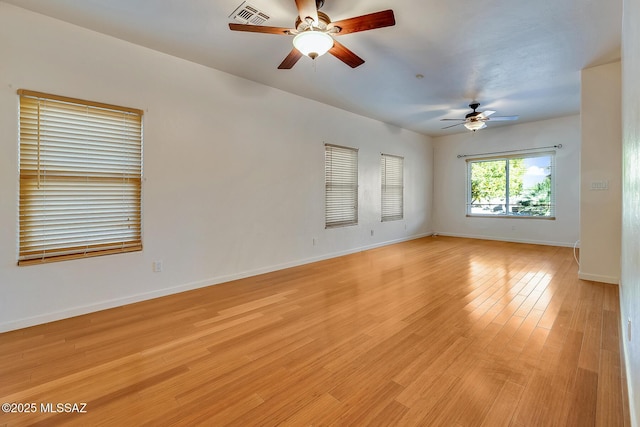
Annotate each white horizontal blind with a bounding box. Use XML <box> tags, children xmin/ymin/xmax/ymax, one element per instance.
<box><xmin>381</xmin><ymin>154</ymin><xmax>404</xmax><ymax>221</ymax></box>
<box><xmin>18</xmin><ymin>90</ymin><xmax>143</xmax><ymax>265</ymax></box>
<box><xmin>325</xmin><ymin>144</ymin><xmax>358</xmax><ymax>228</ymax></box>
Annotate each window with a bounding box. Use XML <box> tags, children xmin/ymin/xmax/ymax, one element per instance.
<box><xmin>18</xmin><ymin>90</ymin><xmax>143</xmax><ymax>265</ymax></box>
<box><xmin>467</xmin><ymin>152</ymin><xmax>555</xmax><ymax>218</ymax></box>
<box><xmin>381</xmin><ymin>154</ymin><xmax>403</xmax><ymax>221</ymax></box>
<box><xmin>325</xmin><ymin>144</ymin><xmax>358</xmax><ymax>228</ymax></box>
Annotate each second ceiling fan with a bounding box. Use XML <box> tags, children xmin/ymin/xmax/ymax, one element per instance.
<box><xmin>229</xmin><ymin>0</ymin><xmax>395</xmax><ymax>69</ymax></box>
<box><xmin>441</xmin><ymin>103</ymin><xmax>519</xmax><ymax>131</ymax></box>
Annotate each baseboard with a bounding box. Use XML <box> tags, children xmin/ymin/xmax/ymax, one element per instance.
<box><xmin>578</xmin><ymin>271</ymin><xmax>620</xmax><ymax>285</ymax></box>
<box><xmin>434</xmin><ymin>232</ymin><xmax>577</xmax><ymax>248</ymax></box>
<box><xmin>0</xmin><ymin>232</ymin><xmax>434</xmax><ymax>333</ymax></box>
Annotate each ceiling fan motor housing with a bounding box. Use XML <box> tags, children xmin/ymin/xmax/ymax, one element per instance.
<box><xmin>295</xmin><ymin>11</ymin><xmax>331</xmax><ymax>31</ymax></box>
<box><xmin>465</xmin><ymin>103</ymin><xmax>482</xmax><ymax>120</ymax></box>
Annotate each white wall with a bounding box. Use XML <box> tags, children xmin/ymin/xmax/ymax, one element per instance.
<box><xmin>580</xmin><ymin>62</ymin><xmax>622</xmax><ymax>284</ymax></box>
<box><xmin>621</xmin><ymin>0</ymin><xmax>640</xmax><ymax>423</ymax></box>
<box><xmin>432</xmin><ymin>116</ymin><xmax>580</xmax><ymax>246</ymax></box>
<box><xmin>0</xmin><ymin>4</ymin><xmax>433</xmax><ymax>332</ymax></box>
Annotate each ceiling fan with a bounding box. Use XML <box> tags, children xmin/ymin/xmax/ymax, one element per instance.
<box><xmin>441</xmin><ymin>102</ymin><xmax>519</xmax><ymax>131</ymax></box>
<box><xmin>228</xmin><ymin>0</ymin><xmax>395</xmax><ymax>69</ymax></box>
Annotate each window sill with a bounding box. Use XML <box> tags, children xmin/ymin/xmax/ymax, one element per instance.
<box><xmin>466</xmin><ymin>214</ymin><xmax>556</xmax><ymax>220</ymax></box>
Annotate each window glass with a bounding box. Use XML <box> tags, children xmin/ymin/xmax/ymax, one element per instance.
<box><xmin>468</xmin><ymin>153</ymin><xmax>554</xmax><ymax>218</ymax></box>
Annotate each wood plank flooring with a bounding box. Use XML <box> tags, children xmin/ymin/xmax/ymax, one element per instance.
<box><xmin>0</xmin><ymin>236</ymin><xmax>630</xmax><ymax>426</ymax></box>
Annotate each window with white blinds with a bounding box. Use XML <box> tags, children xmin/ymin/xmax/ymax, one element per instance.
<box><xmin>381</xmin><ymin>154</ymin><xmax>404</xmax><ymax>222</ymax></box>
<box><xmin>18</xmin><ymin>90</ymin><xmax>143</xmax><ymax>265</ymax></box>
<box><xmin>325</xmin><ymin>144</ymin><xmax>358</xmax><ymax>228</ymax></box>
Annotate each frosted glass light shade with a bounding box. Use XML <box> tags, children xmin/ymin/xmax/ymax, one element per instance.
<box><xmin>293</xmin><ymin>31</ymin><xmax>334</xmax><ymax>59</ymax></box>
<box><xmin>464</xmin><ymin>121</ymin><xmax>487</xmax><ymax>131</ymax></box>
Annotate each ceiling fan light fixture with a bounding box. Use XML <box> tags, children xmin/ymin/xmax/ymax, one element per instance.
<box><xmin>293</xmin><ymin>30</ymin><xmax>333</xmax><ymax>59</ymax></box>
<box><xmin>464</xmin><ymin>121</ymin><xmax>487</xmax><ymax>131</ymax></box>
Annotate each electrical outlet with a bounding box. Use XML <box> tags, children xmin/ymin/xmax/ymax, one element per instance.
<box><xmin>153</xmin><ymin>260</ymin><xmax>163</xmax><ymax>273</ymax></box>
<box><xmin>312</xmin><ymin>237</ymin><xmax>317</xmax><ymax>246</ymax></box>
<box><xmin>370</xmin><ymin>229</ymin><xmax>374</xmax><ymax>237</ymax></box>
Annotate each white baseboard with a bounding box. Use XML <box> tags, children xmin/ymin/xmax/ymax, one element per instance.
<box><xmin>0</xmin><ymin>232</ymin><xmax>433</xmax><ymax>333</ymax></box>
<box><xmin>434</xmin><ymin>231</ymin><xmax>577</xmax><ymax>248</ymax></box>
<box><xmin>578</xmin><ymin>271</ymin><xmax>620</xmax><ymax>285</ymax></box>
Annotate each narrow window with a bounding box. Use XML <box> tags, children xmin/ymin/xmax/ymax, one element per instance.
<box><xmin>325</xmin><ymin>144</ymin><xmax>358</xmax><ymax>228</ymax></box>
<box><xmin>467</xmin><ymin>152</ymin><xmax>555</xmax><ymax>218</ymax></box>
<box><xmin>381</xmin><ymin>154</ymin><xmax>404</xmax><ymax>221</ymax></box>
<box><xmin>18</xmin><ymin>90</ymin><xmax>143</xmax><ymax>265</ymax></box>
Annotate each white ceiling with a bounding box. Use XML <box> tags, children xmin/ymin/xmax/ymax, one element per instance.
<box><xmin>3</xmin><ymin>0</ymin><xmax>622</xmax><ymax>136</ymax></box>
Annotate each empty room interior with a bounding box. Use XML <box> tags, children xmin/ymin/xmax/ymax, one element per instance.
<box><xmin>1</xmin><ymin>0</ymin><xmax>639</xmax><ymax>425</ymax></box>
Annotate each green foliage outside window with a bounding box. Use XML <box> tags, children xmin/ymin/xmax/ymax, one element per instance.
<box><xmin>518</xmin><ymin>175</ymin><xmax>552</xmax><ymax>216</ymax></box>
<box><xmin>470</xmin><ymin>159</ymin><xmax>525</xmax><ymax>204</ymax></box>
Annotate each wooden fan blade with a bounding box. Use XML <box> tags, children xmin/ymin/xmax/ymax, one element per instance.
<box><xmin>487</xmin><ymin>115</ymin><xmax>519</xmax><ymax>121</ymax></box>
<box><xmin>295</xmin><ymin>0</ymin><xmax>318</xmax><ymax>24</ymax></box>
<box><xmin>329</xmin><ymin>40</ymin><xmax>365</xmax><ymax>68</ymax></box>
<box><xmin>328</xmin><ymin>10</ymin><xmax>395</xmax><ymax>35</ymax></box>
<box><xmin>278</xmin><ymin>48</ymin><xmax>304</xmax><ymax>69</ymax></box>
<box><xmin>229</xmin><ymin>23</ymin><xmax>293</xmax><ymax>35</ymax></box>
<box><xmin>442</xmin><ymin>122</ymin><xmax>465</xmax><ymax>129</ymax></box>
<box><xmin>480</xmin><ymin>110</ymin><xmax>496</xmax><ymax>117</ymax></box>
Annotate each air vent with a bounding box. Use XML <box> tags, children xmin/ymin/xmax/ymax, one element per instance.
<box><xmin>229</xmin><ymin>2</ymin><xmax>270</xmax><ymax>25</ymax></box>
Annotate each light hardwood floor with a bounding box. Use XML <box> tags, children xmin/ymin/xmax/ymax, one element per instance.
<box><xmin>0</xmin><ymin>237</ymin><xmax>630</xmax><ymax>426</ymax></box>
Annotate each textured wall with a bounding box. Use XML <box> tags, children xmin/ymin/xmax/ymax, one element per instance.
<box><xmin>621</xmin><ymin>0</ymin><xmax>640</xmax><ymax>423</ymax></box>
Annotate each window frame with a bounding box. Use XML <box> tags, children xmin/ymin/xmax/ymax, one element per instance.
<box><xmin>325</xmin><ymin>143</ymin><xmax>358</xmax><ymax>228</ymax></box>
<box><xmin>381</xmin><ymin>153</ymin><xmax>404</xmax><ymax>222</ymax></box>
<box><xmin>17</xmin><ymin>89</ymin><xmax>143</xmax><ymax>265</ymax></box>
<box><xmin>466</xmin><ymin>151</ymin><xmax>556</xmax><ymax>220</ymax></box>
